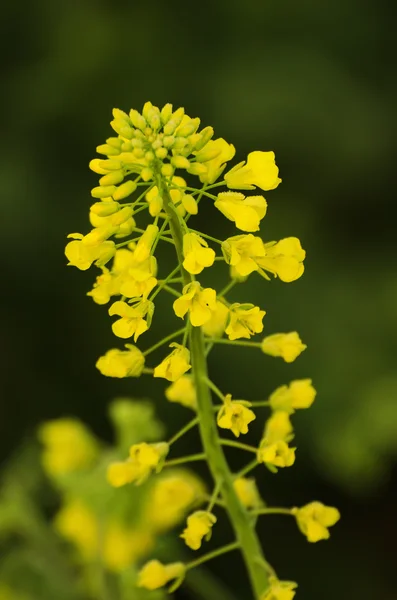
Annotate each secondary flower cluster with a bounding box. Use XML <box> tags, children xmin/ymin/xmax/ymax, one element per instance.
<box><xmin>65</xmin><ymin>102</ymin><xmax>339</xmax><ymax>599</ymax></box>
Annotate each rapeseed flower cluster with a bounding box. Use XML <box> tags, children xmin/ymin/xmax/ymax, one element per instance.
<box><xmin>65</xmin><ymin>103</ymin><xmax>339</xmax><ymax>599</ymax></box>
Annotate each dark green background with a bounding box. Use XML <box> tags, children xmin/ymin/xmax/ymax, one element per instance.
<box><xmin>1</xmin><ymin>1</ymin><xmax>397</xmax><ymax>598</ymax></box>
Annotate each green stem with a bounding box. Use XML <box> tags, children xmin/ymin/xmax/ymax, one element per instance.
<box><xmin>186</xmin><ymin>542</ymin><xmax>240</xmax><ymax>571</ymax></box>
<box><xmin>219</xmin><ymin>279</ymin><xmax>237</xmax><ymax>298</ymax></box>
<box><xmin>205</xmin><ymin>338</ymin><xmax>262</xmax><ymax>349</ymax></box>
<box><xmin>251</xmin><ymin>508</ymin><xmax>293</xmax><ymax>517</ymax></box>
<box><xmin>220</xmin><ymin>439</ymin><xmax>258</xmax><ymax>454</ymax></box>
<box><xmin>164</xmin><ymin>453</ymin><xmax>207</xmax><ymax>468</ymax></box>
<box><xmin>206</xmin><ymin>377</ymin><xmax>226</xmax><ymax>402</ymax></box>
<box><xmin>143</xmin><ymin>327</ymin><xmax>186</xmax><ymax>356</ymax></box>
<box><xmin>159</xmin><ymin>171</ymin><xmax>269</xmax><ymax>599</ymax></box>
<box><xmin>168</xmin><ymin>417</ymin><xmax>199</xmax><ymax>446</ymax></box>
<box><xmin>236</xmin><ymin>458</ymin><xmax>259</xmax><ymax>479</ymax></box>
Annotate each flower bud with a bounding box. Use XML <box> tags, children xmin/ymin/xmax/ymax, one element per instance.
<box><xmin>96</xmin><ymin>144</ymin><xmax>120</xmax><ymax>156</ymax></box>
<box><xmin>90</xmin><ymin>201</ymin><xmax>120</xmax><ymax>217</ymax></box>
<box><xmin>99</xmin><ymin>170</ymin><xmax>125</xmax><ymax>186</ymax></box>
<box><xmin>155</xmin><ymin>147</ymin><xmax>168</xmax><ymax>159</ymax></box>
<box><xmin>141</xmin><ymin>167</ymin><xmax>154</xmax><ymax>181</ymax></box>
<box><xmin>129</xmin><ymin>109</ymin><xmax>147</xmax><ymax>131</ymax></box>
<box><xmin>121</xmin><ymin>141</ymin><xmax>132</xmax><ymax>151</ymax></box>
<box><xmin>187</xmin><ymin>163</ymin><xmax>207</xmax><ymax>175</ymax></box>
<box><xmin>83</xmin><ymin>226</ymin><xmax>117</xmax><ymax>246</ymax></box>
<box><xmin>110</xmin><ymin>119</ymin><xmax>134</xmax><ymax>139</ymax></box>
<box><xmin>91</xmin><ymin>185</ymin><xmax>117</xmax><ymax>198</ymax></box>
<box><xmin>181</xmin><ymin>194</ymin><xmax>198</xmax><ymax>215</ymax></box>
<box><xmin>106</xmin><ymin>137</ymin><xmax>123</xmax><ymax>149</ymax></box>
<box><xmin>112</xmin><ymin>108</ymin><xmax>130</xmax><ymax>121</ymax></box>
<box><xmin>173</xmin><ymin>137</ymin><xmax>189</xmax><ymax>151</ymax></box>
<box><xmin>98</xmin><ymin>159</ymin><xmax>122</xmax><ymax>171</ymax></box>
<box><xmin>177</xmin><ymin>117</ymin><xmax>200</xmax><ymax>137</ymax></box>
<box><xmin>160</xmin><ymin>103</ymin><xmax>173</xmax><ymax>125</ymax></box>
<box><xmin>111</xmin><ymin>206</ymin><xmax>134</xmax><ymax>225</ymax></box>
<box><xmin>161</xmin><ymin>163</ymin><xmax>174</xmax><ymax>177</ymax></box>
<box><xmin>195</xmin><ymin>145</ymin><xmax>222</xmax><ymax>163</ymax></box>
<box><xmin>89</xmin><ymin>159</ymin><xmax>108</xmax><ymax>174</ymax></box>
<box><xmin>194</xmin><ymin>126</ymin><xmax>214</xmax><ymax>151</ymax></box>
<box><xmin>113</xmin><ymin>180</ymin><xmax>137</xmax><ymax>200</ymax></box>
<box><xmin>171</xmin><ymin>156</ymin><xmax>190</xmax><ymax>169</ymax></box>
<box><xmin>163</xmin><ymin>135</ymin><xmax>175</xmax><ymax>148</ymax></box>
<box><xmin>163</xmin><ymin>107</ymin><xmax>185</xmax><ymax>135</ymax></box>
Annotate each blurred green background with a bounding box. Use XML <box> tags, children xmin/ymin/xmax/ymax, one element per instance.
<box><xmin>1</xmin><ymin>0</ymin><xmax>397</xmax><ymax>598</ymax></box>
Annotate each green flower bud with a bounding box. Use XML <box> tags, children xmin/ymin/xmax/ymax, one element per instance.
<box><xmin>145</xmin><ymin>151</ymin><xmax>155</xmax><ymax>162</ymax></box>
<box><xmin>155</xmin><ymin>147</ymin><xmax>168</xmax><ymax>159</ymax></box>
<box><xmin>173</xmin><ymin>137</ymin><xmax>189</xmax><ymax>151</ymax></box>
<box><xmin>163</xmin><ymin>107</ymin><xmax>185</xmax><ymax>135</ymax></box>
<box><xmin>160</xmin><ymin>103</ymin><xmax>173</xmax><ymax>125</ymax></box>
<box><xmin>129</xmin><ymin>109</ymin><xmax>146</xmax><ymax>131</ymax></box>
<box><xmin>112</xmin><ymin>108</ymin><xmax>130</xmax><ymax>121</ymax></box>
<box><xmin>163</xmin><ymin>135</ymin><xmax>175</xmax><ymax>148</ymax></box>
<box><xmin>110</xmin><ymin>119</ymin><xmax>133</xmax><ymax>139</ymax></box>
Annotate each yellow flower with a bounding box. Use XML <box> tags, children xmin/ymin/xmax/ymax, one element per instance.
<box><xmin>181</xmin><ymin>510</ymin><xmax>217</xmax><ymax>550</ymax></box>
<box><xmin>224</xmin><ymin>151</ymin><xmax>281</xmax><ymax>191</ymax></box>
<box><xmin>138</xmin><ymin>560</ymin><xmax>185</xmax><ymax>591</ymax></box>
<box><xmin>165</xmin><ymin>375</ymin><xmax>197</xmax><ymax>410</ymax></box>
<box><xmin>196</xmin><ymin>138</ymin><xmax>236</xmax><ymax>184</ymax></box>
<box><xmin>143</xmin><ymin>470</ymin><xmax>206</xmax><ymax>532</ymax></box>
<box><xmin>107</xmin><ymin>443</ymin><xmax>169</xmax><ymax>487</ymax></box>
<box><xmin>182</xmin><ymin>232</ymin><xmax>216</xmax><ymax>274</ymax></box>
<box><xmin>55</xmin><ymin>500</ymin><xmax>99</xmax><ymax>560</ymax></box>
<box><xmin>201</xmin><ymin>300</ymin><xmax>229</xmax><ymax>337</ymax></box>
<box><xmin>39</xmin><ymin>419</ymin><xmax>98</xmax><ymax>476</ymax></box>
<box><xmin>108</xmin><ymin>300</ymin><xmax>154</xmax><ymax>341</ymax></box>
<box><xmin>217</xmin><ymin>394</ymin><xmax>256</xmax><ymax>437</ymax></box>
<box><xmin>154</xmin><ymin>343</ymin><xmax>191</xmax><ymax>382</ymax></box>
<box><xmin>222</xmin><ymin>234</ymin><xmax>266</xmax><ymax>277</ymax></box>
<box><xmin>269</xmin><ymin>379</ymin><xmax>316</xmax><ymax>413</ymax></box>
<box><xmin>132</xmin><ymin>224</ymin><xmax>159</xmax><ymax>262</ymax></box>
<box><xmin>173</xmin><ymin>281</ymin><xmax>217</xmax><ymax>327</ymax></box>
<box><xmin>256</xmin><ymin>238</ymin><xmax>305</xmax><ymax>282</ymax></box>
<box><xmin>257</xmin><ymin>412</ymin><xmax>295</xmax><ymax>469</ymax></box>
<box><xmin>146</xmin><ymin>176</ymin><xmax>187</xmax><ymax>217</ymax></box>
<box><xmin>261</xmin><ymin>332</ymin><xmax>306</xmax><ymax>363</ymax></box>
<box><xmin>225</xmin><ymin>303</ymin><xmax>266</xmax><ymax>340</ymax></box>
<box><xmin>215</xmin><ymin>192</ymin><xmax>267</xmax><ymax>232</ymax></box>
<box><xmin>103</xmin><ymin>525</ymin><xmax>154</xmax><ymax>572</ymax></box>
<box><xmin>292</xmin><ymin>502</ymin><xmax>340</xmax><ymax>543</ymax></box>
<box><xmin>95</xmin><ymin>344</ymin><xmax>145</xmax><ymax>378</ymax></box>
<box><xmin>261</xmin><ymin>577</ymin><xmax>297</xmax><ymax>600</ymax></box>
<box><xmin>65</xmin><ymin>234</ymin><xmax>115</xmax><ymax>271</ymax></box>
<box><xmin>233</xmin><ymin>477</ymin><xmax>262</xmax><ymax>508</ymax></box>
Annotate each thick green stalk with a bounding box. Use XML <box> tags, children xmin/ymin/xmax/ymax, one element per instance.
<box><xmin>158</xmin><ymin>174</ymin><xmax>269</xmax><ymax>599</ymax></box>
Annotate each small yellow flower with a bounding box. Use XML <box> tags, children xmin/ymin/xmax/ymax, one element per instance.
<box><xmin>201</xmin><ymin>300</ymin><xmax>229</xmax><ymax>337</ymax></box>
<box><xmin>106</xmin><ymin>461</ymin><xmax>140</xmax><ymax>487</ymax></box>
<box><xmin>146</xmin><ymin>176</ymin><xmax>187</xmax><ymax>217</ymax></box>
<box><xmin>269</xmin><ymin>379</ymin><xmax>316</xmax><ymax>413</ymax></box>
<box><xmin>138</xmin><ymin>560</ymin><xmax>185</xmax><ymax>590</ymax></box>
<box><xmin>180</xmin><ymin>511</ymin><xmax>217</xmax><ymax>550</ymax></box>
<box><xmin>65</xmin><ymin>234</ymin><xmax>115</xmax><ymax>271</ymax></box>
<box><xmin>154</xmin><ymin>343</ymin><xmax>191</xmax><ymax>382</ymax></box>
<box><xmin>222</xmin><ymin>234</ymin><xmax>266</xmax><ymax>277</ymax></box>
<box><xmin>107</xmin><ymin>442</ymin><xmax>169</xmax><ymax>487</ymax></box>
<box><xmin>224</xmin><ymin>151</ymin><xmax>281</xmax><ymax>191</ymax></box>
<box><xmin>256</xmin><ymin>238</ymin><xmax>305</xmax><ymax>282</ymax></box>
<box><xmin>132</xmin><ymin>224</ymin><xmax>159</xmax><ymax>262</ymax></box>
<box><xmin>165</xmin><ymin>375</ymin><xmax>197</xmax><ymax>409</ymax></box>
<box><xmin>54</xmin><ymin>500</ymin><xmax>99</xmax><ymax>560</ymax></box>
<box><xmin>265</xmin><ymin>411</ymin><xmax>294</xmax><ymax>443</ymax></box>
<box><xmin>108</xmin><ymin>300</ymin><xmax>154</xmax><ymax>341</ymax></box>
<box><xmin>182</xmin><ymin>232</ymin><xmax>216</xmax><ymax>274</ymax></box>
<box><xmin>257</xmin><ymin>412</ymin><xmax>295</xmax><ymax>469</ymax></box>
<box><xmin>143</xmin><ymin>470</ymin><xmax>206</xmax><ymax>532</ymax></box>
<box><xmin>95</xmin><ymin>344</ymin><xmax>145</xmax><ymax>378</ymax></box>
<box><xmin>292</xmin><ymin>502</ymin><xmax>340</xmax><ymax>543</ymax></box>
<box><xmin>261</xmin><ymin>332</ymin><xmax>306</xmax><ymax>363</ymax></box>
<box><xmin>233</xmin><ymin>477</ymin><xmax>262</xmax><ymax>508</ymax></box>
<box><xmin>260</xmin><ymin>577</ymin><xmax>297</xmax><ymax>600</ymax></box>
<box><xmin>39</xmin><ymin>419</ymin><xmax>98</xmax><ymax>476</ymax></box>
<box><xmin>225</xmin><ymin>303</ymin><xmax>266</xmax><ymax>340</ymax></box>
<box><xmin>103</xmin><ymin>525</ymin><xmax>154</xmax><ymax>572</ymax></box>
<box><xmin>173</xmin><ymin>281</ymin><xmax>217</xmax><ymax>327</ymax></box>
<box><xmin>197</xmin><ymin>138</ymin><xmax>235</xmax><ymax>184</ymax></box>
<box><xmin>217</xmin><ymin>394</ymin><xmax>256</xmax><ymax>437</ymax></box>
<box><xmin>215</xmin><ymin>192</ymin><xmax>267</xmax><ymax>232</ymax></box>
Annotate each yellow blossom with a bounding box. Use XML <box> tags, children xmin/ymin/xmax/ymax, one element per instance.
<box><xmin>95</xmin><ymin>344</ymin><xmax>145</xmax><ymax>378</ymax></box>
<box><xmin>225</xmin><ymin>303</ymin><xmax>266</xmax><ymax>340</ymax></box>
<box><xmin>39</xmin><ymin>419</ymin><xmax>98</xmax><ymax>476</ymax></box>
<box><xmin>138</xmin><ymin>560</ymin><xmax>185</xmax><ymax>591</ymax></box>
<box><xmin>108</xmin><ymin>443</ymin><xmax>169</xmax><ymax>487</ymax></box>
<box><xmin>233</xmin><ymin>477</ymin><xmax>262</xmax><ymax>508</ymax></box>
<box><xmin>173</xmin><ymin>281</ymin><xmax>217</xmax><ymax>327</ymax></box>
<box><xmin>133</xmin><ymin>224</ymin><xmax>159</xmax><ymax>262</ymax></box>
<box><xmin>225</xmin><ymin>151</ymin><xmax>281</xmax><ymax>191</ymax></box>
<box><xmin>181</xmin><ymin>193</ymin><xmax>198</xmax><ymax>214</ymax></box>
<box><xmin>217</xmin><ymin>394</ymin><xmax>256</xmax><ymax>437</ymax></box>
<box><xmin>182</xmin><ymin>232</ymin><xmax>215</xmax><ymax>274</ymax></box>
<box><xmin>222</xmin><ymin>234</ymin><xmax>266</xmax><ymax>277</ymax></box>
<box><xmin>165</xmin><ymin>375</ymin><xmax>197</xmax><ymax>409</ymax></box>
<box><xmin>261</xmin><ymin>577</ymin><xmax>297</xmax><ymax>600</ymax></box>
<box><xmin>215</xmin><ymin>192</ymin><xmax>267</xmax><ymax>232</ymax></box>
<box><xmin>55</xmin><ymin>500</ymin><xmax>98</xmax><ymax>560</ymax></box>
<box><xmin>201</xmin><ymin>300</ymin><xmax>229</xmax><ymax>337</ymax></box>
<box><xmin>269</xmin><ymin>379</ymin><xmax>316</xmax><ymax>413</ymax></box>
<box><xmin>256</xmin><ymin>238</ymin><xmax>305</xmax><ymax>282</ymax></box>
<box><xmin>180</xmin><ymin>511</ymin><xmax>217</xmax><ymax>550</ymax></box>
<box><xmin>108</xmin><ymin>300</ymin><xmax>154</xmax><ymax>341</ymax></box>
<box><xmin>292</xmin><ymin>502</ymin><xmax>340</xmax><ymax>543</ymax></box>
<box><xmin>257</xmin><ymin>412</ymin><xmax>295</xmax><ymax>469</ymax></box>
<box><xmin>197</xmin><ymin>138</ymin><xmax>235</xmax><ymax>184</ymax></box>
<box><xmin>146</xmin><ymin>176</ymin><xmax>187</xmax><ymax>217</ymax></box>
<box><xmin>265</xmin><ymin>411</ymin><xmax>294</xmax><ymax>443</ymax></box>
<box><xmin>65</xmin><ymin>234</ymin><xmax>115</xmax><ymax>271</ymax></box>
<box><xmin>106</xmin><ymin>461</ymin><xmax>140</xmax><ymax>487</ymax></box>
<box><xmin>154</xmin><ymin>343</ymin><xmax>191</xmax><ymax>382</ymax></box>
<box><xmin>103</xmin><ymin>525</ymin><xmax>154</xmax><ymax>572</ymax></box>
<box><xmin>143</xmin><ymin>470</ymin><xmax>206</xmax><ymax>532</ymax></box>
<box><xmin>261</xmin><ymin>332</ymin><xmax>307</xmax><ymax>363</ymax></box>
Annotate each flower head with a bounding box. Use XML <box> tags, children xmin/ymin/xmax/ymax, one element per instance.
<box><xmin>173</xmin><ymin>281</ymin><xmax>217</xmax><ymax>327</ymax></box>
<box><xmin>65</xmin><ymin>234</ymin><xmax>115</xmax><ymax>271</ymax></box>
<box><xmin>180</xmin><ymin>511</ymin><xmax>217</xmax><ymax>550</ymax></box>
<box><xmin>165</xmin><ymin>375</ymin><xmax>197</xmax><ymax>410</ymax></box>
<box><xmin>258</xmin><ymin>412</ymin><xmax>295</xmax><ymax>469</ymax></box>
<box><xmin>215</xmin><ymin>192</ymin><xmax>267</xmax><ymax>232</ymax></box>
<box><xmin>107</xmin><ymin>442</ymin><xmax>169</xmax><ymax>487</ymax></box>
<box><xmin>260</xmin><ymin>577</ymin><xmax>297</xmax><ymax>600</ymax></box>
<box><xmin>95</xmin><ymin>344</ymin><xmax>145</xmax><ymax>378</ymax></box>
<box><xmin>225</xmin><ymin>151</ymin><xmax>281</xmax><ymax>191</ymax></box>
<box><xmin>108</xmin><ymin>299</ymin><xmax>154</xmax><ymax>341</ymax></box>
<box><xmin>261</xmin><ymin>332</ymin><xmax>306</xmax><ymax>363</ymax></box>
<box><xmin>269</xmin><ymin>379</ymin><xmax>316</xmax><ymax>413</ymax></box>
<box><xmin>217</xmin><ymin>394</ymin><xmax>256</xmax><ymax>437</ymax></box>
<box><xmin>233</xmin><ymin>477</ymin><xmax>262</xmax><ymax>508</ymax></box>
<box><xmin>201</xmin><ymin>300</ymin><xmax>229</xmax><ymax>337</ymax></box>
<box><xmin>138</xmin><ymin>560</ymin><xmax>185</xmax><ymax>591</ymax></box>
<box><xmin>292</xmin><ymin>501</ymin><xmax>340</xmax><ymax>543</ymax></box>
<box><xmin>226</xmin><ymin>303</ymin><xmax>266</xmax><ymax>340</ymax></box>
<box><xmin>257</xmin><ymin>238</ymin><xmax>305</xmax><ymax>282</ymax></box>
<box><xmin>183</xmin><ymin>232</ymin><xmax>216</xmax><ymax>274</ymax></box>
<box><xmin>154</xmin><ymin>343</ymin><xmax>191</xmax><ymax>382</ymax></box>
<box><xmin>222</xmin><ymin>234</ymin><xmax>266</xmax><ymax>277</ymax></box>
